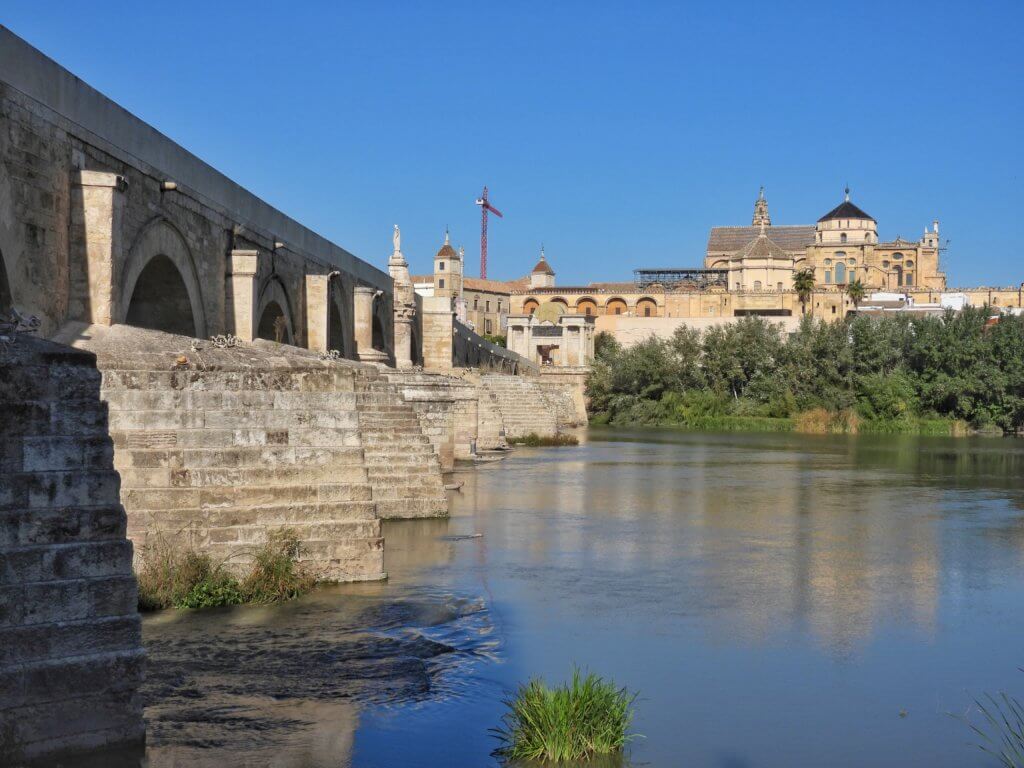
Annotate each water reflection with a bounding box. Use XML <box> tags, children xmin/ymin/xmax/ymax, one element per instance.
<box><xmin>54</xmin><ymin>430</ymin><xmax>1024</xmax><ymax>767</ymax></box>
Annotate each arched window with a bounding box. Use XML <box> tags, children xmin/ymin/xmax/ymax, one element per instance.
<box><xmin>835</xmin><ymin>262</ymin><xmax>847</xmax><ymax>284</ymax></box>
<box><xmin>840</xmin><ymin>233</ymin><xmax>847</xmax><ymax>243</ymax></box>
<box><xmin>864</xmin><ymin>232</ymin><xmax>871</xmax><ymax>241</ymax></box>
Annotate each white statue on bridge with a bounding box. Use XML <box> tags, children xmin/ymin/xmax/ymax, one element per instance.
<box><xmin>393</xmin><ymin>224</ymin><xmax>401</xmax><ymax>254</ymax></box>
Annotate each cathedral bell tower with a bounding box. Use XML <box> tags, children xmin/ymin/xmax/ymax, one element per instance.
<box><xmin>752</xmin><ymin>186</ymin><xmax>771</xmax><ymax>227</ymax></box>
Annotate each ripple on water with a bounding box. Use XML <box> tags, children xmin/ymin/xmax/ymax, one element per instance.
<box><xmin>138</xmin><ymin>586</ymin><xmax>498</xmax><ymax>765</ymax></box>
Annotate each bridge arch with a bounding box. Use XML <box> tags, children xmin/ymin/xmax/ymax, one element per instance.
<box><xmin>255</xmin><ymin>276</ymin><xmax>295</xmax><ymax>345</ymax></box>
<box><xmin>121</xmin><ymin>218</ymin><xmax>206</xmax><ymax>337</ymax></box>
<box><xmin>371</xmin><ymin>291</ymin><xmax>389</xmax><ymax>354</ymax></box>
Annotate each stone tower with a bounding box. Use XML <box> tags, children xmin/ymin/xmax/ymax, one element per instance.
<box><xmin>752</xmin><ymin>186</ymin><xmax>771</xmax><ymax>227</ymax></box>
<box><xmin>434</xmin><ymin>231</ymin><xmax>462</xmax><ymax>300</ymax></box>
<box><xmin>530</xmin><ymin>246</ymin><xmax>556</xmax><ymax>289</ymax></box>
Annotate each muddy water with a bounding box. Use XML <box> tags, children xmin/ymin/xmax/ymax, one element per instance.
<box><xmin>74</xmin><ymin>429</ymin><xmax>1024</xmax><ymax>766</ymax></box>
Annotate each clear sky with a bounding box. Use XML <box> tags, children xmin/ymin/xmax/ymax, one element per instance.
<box><xmin>4</xmin><ymin>1</ymin><xmax>1022</xmax><ymax>287</ymax></box>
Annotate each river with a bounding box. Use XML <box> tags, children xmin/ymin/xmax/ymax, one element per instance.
<box><xmin>96</xmin><ymin>429</ymin><xmax>1024</xmax><ymax>767</ymax></box>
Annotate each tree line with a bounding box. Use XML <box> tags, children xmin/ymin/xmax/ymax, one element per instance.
<box><xmin>586</xmin><ymin>307</ymin><xmax>1024</xmax><ymax>434</ymax></box>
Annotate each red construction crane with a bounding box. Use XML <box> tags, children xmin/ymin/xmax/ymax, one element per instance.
<box><xmin>474</xmin><ymin>186</ymin><xmax>502</xmax><ymax>279</ymax></box>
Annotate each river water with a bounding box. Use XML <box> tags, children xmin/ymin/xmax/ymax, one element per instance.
<box><xmin>87</xmin><ymin>429</ymin><xmax>1024</xmax><ymax>767</ymax></box>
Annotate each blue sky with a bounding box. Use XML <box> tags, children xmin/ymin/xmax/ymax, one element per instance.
<box><xmin>4</xmin><ymin>1</ymin><xmax>1022</xmax><ymax>287</ymax></box>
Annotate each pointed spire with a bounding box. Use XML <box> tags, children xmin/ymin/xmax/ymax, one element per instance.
<box><xmin>444</xmin><ymin>227</ymin><xmax>450</xmax><ymax>245</ymax></box>
<box><xmin>752</xmin><ymin>186</ymin><xmax>771</xmax><ymax>227</ymax></box>
<box><xmin>845</xmin><ymin>185</ymin><xmax>850</xmax><ymax>202</ymax></box>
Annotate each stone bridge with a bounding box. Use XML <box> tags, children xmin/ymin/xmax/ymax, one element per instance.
<box><xmin>0</xmin><ymin>25</ymin><xmax>584</xmax><ymax>762</ymax></box>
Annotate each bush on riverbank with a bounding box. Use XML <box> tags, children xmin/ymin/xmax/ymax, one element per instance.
<box><xmin>492</xmin><ymin>669</ymin><xmax>638</xmax><ymax>763</ymax></box>
<box><xmin>586</xmin><ymin>308</ymin><xmax>1024</xmax><ymax>435</ymax></box>
<box><xmin>508</xmin><ymin>432</ymin><xmax>580</xmax><ymax>447</ymax></box>
<box><xmin>136</xmin><ymin>529</ymin><xmax>316</xmax><ymax>611</ymax></box>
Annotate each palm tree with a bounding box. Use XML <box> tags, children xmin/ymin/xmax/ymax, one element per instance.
<box><xmin>793</xmin><ymin>268</ymin><xmax>816</xmax><ymax>315</ymax></box>
<box><xmin>845</xmin><ymin>279</ymin><xmax>866</xmax><ymax>313</ymax></box>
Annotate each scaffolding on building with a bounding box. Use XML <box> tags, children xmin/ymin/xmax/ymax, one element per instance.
<box><xmin>633</xmin><ymin>268</ymin><xmax>729</xmax><ymax>290</ymax></box>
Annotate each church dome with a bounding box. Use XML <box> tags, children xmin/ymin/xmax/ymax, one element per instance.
<box><xmin>436</xmin><ymin>232</ymin><xmax>458</xmax><ymax>260</ymax></box>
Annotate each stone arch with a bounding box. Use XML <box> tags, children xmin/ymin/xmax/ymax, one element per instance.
<box><xmin>523</xmin><ymin>297</ymin><xmax>540</xmax><ymax>315</ymax></box>
<box><xmin>121</xmin><ymin>217</ymin><xmax>206</xmax><ymax>337</ymax></box>
<box><xmin>576</xmin><ymin>296</ymin><xmax>598</xmax><ymax>316</ymax></box>
<box><xmin>605</xmin><ymin>297</ymin><xmax>627</xmax><ymax>315</ymax></box>
<box><xmin>255</xmin><ymin>276</ymin><xmax>295</xmax><ymax>345</ymax></box>
<box><xmin>636</xmin><ymin>296</ymin><xmax>658</xmax><ymax>317</ymax></box>
<box><xmin>327</xmin><ymin>278</ymin><xmax>350</xmax><ymax>357</ymax></box>
<box><xmin>371</xmin><ymin>292</ymin><xmax>388</xmax><ymax>352</ymax></box>
<box><xmin>549</xmin><ymin>296</ymin><xmax>569</xmax><ymax>308</ymax></box>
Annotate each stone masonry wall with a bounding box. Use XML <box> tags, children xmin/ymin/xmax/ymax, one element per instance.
<box><xmin>0</xmin><ymin>336</ymin><xmax>145</xmax><ymax>762</ymax></box>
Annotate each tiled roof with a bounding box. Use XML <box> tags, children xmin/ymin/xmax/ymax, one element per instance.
<box><xmin>734</xmin><ymin>232</ymin><xmax>791</xmax><ymax>261</ymax></box>
<box><xmin>531</xmin><ymin>257</ymin><xmax>555</xmax><ymax>275</ymax></box>
<box><xmin>707</xmin><ymin>225</ymin><xmax>815</xmax><ymax>253</ymax></box>
<box><xmin>463</xmin><ymin>277</ymin><xmax>524</xmax><ymax>293</ymax></box>
<box><xmin>818</xmin><ymin>200</ymin><xmax>874</xmax><ymax>222</ymax></box>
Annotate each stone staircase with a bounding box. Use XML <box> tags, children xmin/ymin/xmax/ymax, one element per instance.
<box><xmin>354</xmin><ymin>369</ymin><xmax>448</xmax><ymax>519</ymax></box>
<box><xmin>70</xmin><ymin>325</ymin><xmax>387</xmax><ymax>582</ymax></box>
<box><xmin>479</xmin><ymin>373</ymin><xmax>559</xmax><ymax>439</ymax></box>
<box><xmin>0</xmin><ymin>336</ymin><xmax>144</xmax><ymax>759</ymax></box>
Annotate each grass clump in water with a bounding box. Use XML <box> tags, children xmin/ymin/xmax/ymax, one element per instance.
<box><xmin>964</xmin><ymin>692</ymin><xmax>1024</xmax><ymax>767</ymax></box>
<box><xmin>508</xmin><ymin>432</ymin><xmax>579</xmax><ymax>447</ymax></box>
<box><xmin>136</xmin><ymin>529</ymin><xmax>315</xmax><ymax>611</ymax></box>
<box><xmin>492</xmin><ymin>668</ymin><xmax>638</xmax><ymax>763</ymax></box>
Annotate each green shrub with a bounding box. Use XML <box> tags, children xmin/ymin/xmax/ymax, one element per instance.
<box><xmin>492</xmin><ymin>668</ymin><xmax>638</xmax><ymax>763</ymax></box>
<box><xmin>239</xmin><ymin>529</ymin><xmax>317</xmax><ymax>604</ymax></box>
<box><xmin>136</xmin><ymin>529</ymin><xmax>316</xmax><ymax>611</ymax></box>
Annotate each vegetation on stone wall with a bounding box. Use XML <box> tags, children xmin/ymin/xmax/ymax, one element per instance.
<box><xmin>492</xmin><ymin>668</ymin><xmax>638</xmax><ymax>763</ymax></box>
<box><xmin>482</xmin><ymin>333</ymin><xmax>507</xmax><ymax>347</ymax></box>
<box><xmin>508</xmin><ymin>432</ymin><xmax>580</xmax><ymax>447</ymax></box>
<box><xmin>586</xmin><ymin>308</ymin><xmax>1024</xmax><ymax>435</ymax></box>
<box><xmin>136</xmin><ymin>529</ymin><xmax>317</xmax><ymax>610</ymax></box>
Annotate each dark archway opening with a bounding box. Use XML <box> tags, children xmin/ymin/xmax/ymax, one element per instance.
<box><xmin>328</xmin><ymin>294</ymin><xmax>346</xmax><ymax>356</ymax></box>
<box><xmin>257</xmin><ymin>301</ymin><xmax>290</xmax><ymax>344</ymax></box>
<box><xmin>0</xmin><ymin>248</ymin><xmax>12</xmax><ymax>312</ymax></box>
<box><xmin>371</xmin><ymin>296</ymin><xmax>387</xmax><ymax>352</ymax></box>
<box><xmin>125</xmin><ymin>254</ymin><xmax>197</xmax><ymax>337</ymax></box>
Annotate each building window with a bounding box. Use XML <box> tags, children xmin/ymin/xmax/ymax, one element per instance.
<box><xmin>735</xmin><ymin>282</ymin><xmax>741</xmax><ymax>290</ymax></box>
<box><xmin>825</xmin><ymin>270</ymin><xmax>832</xmax><ymax>284</ymax></box>
<box><xmin>905</xmin><ymin>260</ymin><xmax>914</xmax><ymax>268</ymax></box>
<box><xmin>473</xmin><ymin>298</ymin><xmax>478</xmax><ymax>309</ymax></box>
<box><xmin>840</xmin><ymin>233</ymin><xmax>847</xmax><ymax>243</ymax></box>
<box><xmin>439</xmin><ymin>261</ymin><xmax>445</xmax><ymax>271</ymax></box>
<box><xmin>498</xmin><ymin>301</ymin><xmax>502</xmax><ymax>312</ymax></box>
<box><xmin>905</xmin><ymin>272</ymin><xmax>913</xmax><ymax>286</ymax></box>
<box><xmin>831</xmin><ymin>305</ymin><xmax>836</xmax><ymax>315</ymax></box>
<box><xmin>835</xmin><ymin>263</ymin><xmax>847</xmax><ymax>284</ymax></box>
<box><xmin>893</xmin><ymin>252</ymin><xmax>903</xmax><ymax>260</ymax></box>
<box><xmin>882</xmin><ymin>260</ymin><xmax>890</xmax><ymax>269</ymax></box>
<box><xmin>486</xmin><ymin>300</ymin><xmax>490</xmax><ymax>312</ymax></box>
<box><xmin>585</xmin><ymin>306</ymin><xmax>592</xmax><ymax>315</ymax></box>
<box><xmin>824</xmin><ymin>258</ymin><xmax>833</xmax><ymax>266</ymax></box>
<box><xmin>864</xmin><ymin>232</ymin><xmax>870</xmax><ymax>241</ymax></box>
<box><xmin>614</xmin><ymin>306</ymin><xmax>622</xmax><ymax>315</ymax></box>
<box><xmin>644</xmin><ymin>306</ymin><xmax>652</xmax><ymax>316</ymax></box>
<box><xmin>486</xmin><ymin>319</ymin><xmax>492</xmax><ymax>333</ymax></box>
<box><xmin>438</xmin><ymin>278</ymin><xmax>445</xmax><ymax>289</ymax></box>
<box><xmin>754</xmin><ymin>280</ymin><xmax>762</xmax><ymax>290</ymax></box>
<box><xmin>777</xmin><ymin>282</ymin><xmax>783</xmax><ymax>291</ymax></box>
